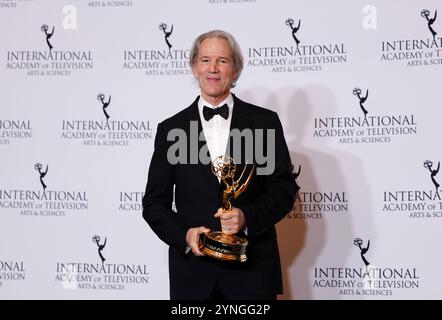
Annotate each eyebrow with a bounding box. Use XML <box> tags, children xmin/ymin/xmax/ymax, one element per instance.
<box><xmin>199</xmin><ymin>55</ymin><xmax>232</xmax><ymax>61</ymax></box>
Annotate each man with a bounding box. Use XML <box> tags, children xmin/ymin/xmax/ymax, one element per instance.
<box><xmin>142</xmin><ymin>30</ymin><xmax>297</xmax><ymax>300</ymax></box>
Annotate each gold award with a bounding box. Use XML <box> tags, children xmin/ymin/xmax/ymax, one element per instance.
<box><xmin>200</xmin><ymin>155</ymin><xmax>255</xmax><ymax>262</ymax></box>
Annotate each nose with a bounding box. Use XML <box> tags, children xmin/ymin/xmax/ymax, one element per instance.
<box><xmin>209</xmin><ymin>60</ymin><xmax>219</xmax><ymax>73</ymax></box>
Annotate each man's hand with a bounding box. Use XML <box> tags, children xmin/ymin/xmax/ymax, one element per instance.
<box><xmin>186</xmin><ymin>226</ymin><xmax>210</xmax><ymax>256</ymax></box>
<box><xmin>214</xmin><ymin>207</ymin><xmax>246</xmax><ymax>235</ymax></box>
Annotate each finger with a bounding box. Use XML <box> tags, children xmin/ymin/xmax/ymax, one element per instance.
<box><xmin>220</xmin><ymin>212</ymin><xmax>235</xmax><ymax>221</ymax></box>
<box><xmin>220</xmin><ymin>219</ymin><xmax>229</xmax><ymax>229</ymax></box>
<box><xmin>221</xmin><ymin>224</ymin><xmax>234</xmax><ymax>234</ymax></box>
<box><xmin>213</xmin><ymin>208</ymin><xmax>223</xmax><ymax>218</ymax></box>
<box><xmin>191</xmin><ymin>236</ymin><xmax>204</xmax><ymax>256</ymax></box>
<box><xmin>222</xmin><ymin>228</ymin><xmax>235</xmax><ymax>236</ymax></box>
<box><xmin>199</xmin><ymin>227</ymin><xmax>211</xmax><ymax>234</ymax></box>
<box><xmin>228</xmin><ymin>209</ymin><xmax>239</xmax><ymax>218</ymax></box>
<box><xmin>193</xmin><ymin>227</ymin><xmax>210</xmax><ymax>256</ymax></box>
<box><xmin>221</xmin><ymin>219</ymin><xmax>237</xmax><ymax>230</ymax></box>
<box><xmin>192</xmin><ymin>244</ymin><xmax>204</xmax><ymax>256</ymax></box>
<box><xmin>229</xmin><ymin>216</ymin><xmax>239</xmax><ymax>225</ymax></box>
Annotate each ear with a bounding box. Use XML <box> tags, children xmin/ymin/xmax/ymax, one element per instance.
<box><xmin>232</xmin><ymin>68</ymin><xmax>239</xmax><ymax>83</ymax></box>
<box><xmin>191</xmin><ymin>62</ymin><xmax>198</xmax><ymax>78</ymax></box>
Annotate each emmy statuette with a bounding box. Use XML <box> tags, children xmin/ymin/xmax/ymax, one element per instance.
<box><xmin>199</xmin><ymin>155</ymin><xmax>255</xmax><ymax>263</ymax></box>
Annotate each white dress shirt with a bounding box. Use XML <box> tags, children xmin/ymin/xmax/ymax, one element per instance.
<box><xmin>198</xmin><ymin>94</ymin><xmax>234</xmax><ymax>179</ymax></box>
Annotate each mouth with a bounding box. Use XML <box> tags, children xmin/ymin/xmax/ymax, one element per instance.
<box><xmin>206</xmin><ymin>76</ymin><xmax>221</xmax><ymax>82</ymax></box>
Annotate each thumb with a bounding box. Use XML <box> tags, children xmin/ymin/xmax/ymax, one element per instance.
<box><xmin>214</xmin><ymin>207</ymin><xmax>223</xmax><ymax>218</ymax></box>
<box><xmin>199</xmin><ymin>227</ymin><xmax>211</xmax><ymax>234</ymax></box>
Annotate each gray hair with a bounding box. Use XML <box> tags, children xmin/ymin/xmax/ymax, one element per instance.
<box><xmin>189</xmin><ymin>30</ymin><xmax>244</xmax><ymax>88</ymax></box>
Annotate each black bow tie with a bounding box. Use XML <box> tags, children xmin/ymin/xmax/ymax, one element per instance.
<box><xmin>203</xmin><ymin>104</ymin><xmax>229</xmax><ymax>121</ymax></box>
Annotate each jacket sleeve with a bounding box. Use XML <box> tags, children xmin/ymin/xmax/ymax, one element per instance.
<box><xmin>142</xmin><ymin>122</ymin><xmax>189</xmax><ymax>254</ymax></box>
<box><xmin>239</xmin><ymin>112</ymin><xmax>298</xmax><ymax>239</ymax></box>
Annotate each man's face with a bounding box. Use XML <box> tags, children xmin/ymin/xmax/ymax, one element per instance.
<box><xmin>192</xmin><ymin>37</ymin><xmax>238</xmax><ymax>105</ymax></box>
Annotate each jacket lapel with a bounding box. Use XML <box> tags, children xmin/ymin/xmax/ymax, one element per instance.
<box><xmin>229</xmin><ymin>94</ymin><xmax>253</xmax><ymax>133</ymax></box>
<box><xmin>182</xmin><ymin>97</ymin><xmax>220</xmax><ymax>188</ymax></box>
<box><xmin>223</xmin><ymin>94</ymin><xmax>255</xmax><ymax>195</ymax></box>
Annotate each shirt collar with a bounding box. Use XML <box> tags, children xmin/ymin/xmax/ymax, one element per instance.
<box><xmin>198</xmin><ymin>93</ymin><xmax>234</xmax><ymax>112</ymax></box>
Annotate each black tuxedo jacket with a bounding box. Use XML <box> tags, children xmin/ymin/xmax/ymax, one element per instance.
<box><xmin>142</xmin><ymin>94</ymin><xmax>298</xmax><ymax>299</ymax></box>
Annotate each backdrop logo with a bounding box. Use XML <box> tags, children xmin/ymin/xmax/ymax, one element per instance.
<box><xmin>248</xmin><ymin>19</ymin><xmax>347</xmax><ymax>73</ymax></box>
<box><xmin>34</xmin><ymin>162</ymin><xmax>48</xmax><ymax>191</ymax></box>
<box><xmin>5</xmin><ymin>24</ymin><xmax>94</xmax><ymax>76</ymax></box>
<box><xmin>382</xmin><ymin>160</ymin><xmax>442</xmax><ymax>219</ymax></box>
<box><xmin>313</xmin><ymin>88</ymin><xmax>417</xmax><ymax>144</ymax></box>
<box><xmin>0</xmin><ymin>261</ymin><xmax>26</xmax><ymax>288</ymax></box>
<box><xmin>0</xmin><ymin>120</ymin><xmax>32</xmax><ymax>145</ymax></box>
<box><xmin>97</xmin><ymin>93</ymin><xmax>111</xmax><ymax>122</ymax></box>
<box><xmin>421</xmin><ymin>9</ymin><xmax>438</xmax><ymax>40</ymax></box>
<box><xmin>92</xmin><ymin>235</ymin><xmax>107</xmax><ymax>265</ymax></box>
<box><xmin>119</xmin><ymin>191</ymin><xmax>144</xmax><ymax>212</ymax></box>
<box><xmin>381</xmin><ymin>9</ymin><xmax>441</xmax><ymax>67</ymax></box>
<box><xmin>159</xmin><ymin>23</ymin><xmax>173</xmax><ymax>51</ymax></box>
<box><xmin>41</xmin><ymin>24</ymin><xmax>54</xmax><ymax>52</ymax></box>
<box><xmin>287</xmin><ymin>163</ymin><xmax>348</xmax><ymax>219</ymax></box>
<box><xmin>313</xmin><ymin>239</ymin><xmax>420</xmax><ymax>297</ymax></box>
<box><xmin>353</xmin><ymin>237</ymin><xmax>370</xmax><ymax>270</ymax></box>
<box><xmin>54</xmin><ymin>236</ymin><xmax>149</xmax><ymax>291</ymax></box>
<box><xmin>424</xmin><ymin>160</ymin><xmax>440</xmax><ymax>191</ymax></box>
<box><xmin>61</xmin><ymin>93</ymin><xmax>152</xmax><ymax>147</ymax></box>
<box><xmin>122</xmin><ymin>22</ymin><xmax>191</xmax><ymax>76</ymax></box>
<box><xmin>353</xmin><ymin>87</ymin><xmax>369</xmax><ymax>118</ymax></box>
<box><xmin>286</xmin><ymin>18</ymin><xmax>301</xmax><ymax>47</ymax></box>
<box><xmin>292</xmin><ymin>163</ymin><xmax>301</xmax><ymax>181</ymax></box>
<box><xmin>0</xmin><ymin>162</ymin><xmax>89</xmax><ymax>217</ymax></box>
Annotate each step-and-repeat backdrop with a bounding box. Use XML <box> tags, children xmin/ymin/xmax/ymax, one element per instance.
<box><xmin>1</xmin><ymin>0</ymin><xmax>441</xmax><ymax>299</ymax></box>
